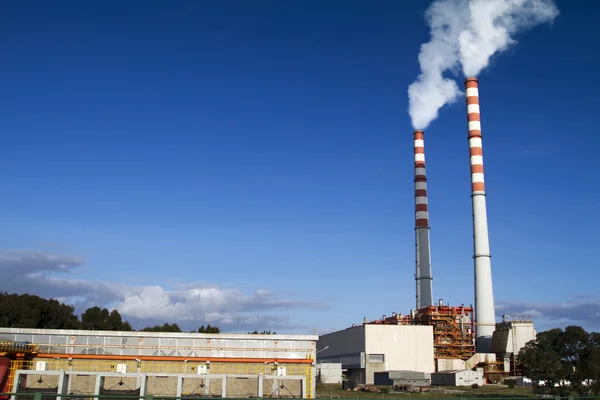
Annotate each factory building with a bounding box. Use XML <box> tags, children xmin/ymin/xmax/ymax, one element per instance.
<box><xmin>316</xmin><ymin>324</ymin><xmax>434</xmax><ymax>385</ymax></box>
<box><xmin>0</xmin><ymin>328</ymin><xmax>317</xmax><ymax>399</ymax></box>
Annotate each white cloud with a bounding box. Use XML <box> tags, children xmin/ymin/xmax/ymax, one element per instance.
<box><xmin>0</xmin><ymin>249</ymin><xmax>327</xmax><ymax>332</ymax></box>
<box><xmin>407</xmin><ymin>0</ymin><xmax>559</xmax><ymax>129</ymax></box>
<box><xmin>0</xmin><ymin>249</ymin><xmax>84</xmax><ymax>273</ymax></box>
<box><xmin>497</xmin><ymin>298</ymin><xmax>600</xmax><ymax>331</ymax></box>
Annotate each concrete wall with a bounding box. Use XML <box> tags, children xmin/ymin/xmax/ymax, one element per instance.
<box><xmin>317</xmin><ymin>363</ymin><xmax>342</xmax><ymax>384</ymax></box>
<box><xmin>69</xmin><ymin>375</ymin><xmax>96</xmax><ymax>394</ymax></box>
<box><xmin>365</xmin><ymin>325</ymin><xmax>434</xmax><ymax>374</ymax></box>
<box><xmin>14</xmin><ymin>358</ymin><xmax>311</xmax><ymax>398</ymax></box>
<box><xmin>14</xmin><ymin>373</ymin><xmax>305</xmax><ymax>398</ymax></box>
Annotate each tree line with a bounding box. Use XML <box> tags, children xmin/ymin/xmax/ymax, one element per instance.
<box><xmin>518</xmin><ymin>325</ymin><xmax>600</xmax><ymax>396</ymax></box>
<box><xmin>0</xmin><ymin>292</ymin><xmax>219</xmax><ymax>333</ymax></box>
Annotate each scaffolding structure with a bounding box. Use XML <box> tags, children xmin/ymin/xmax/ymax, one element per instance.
<box><xmin>412</xmin><ymin>305</ymin><xmax>475</xmax><ymax>361</ymax></box>
<box><xmin>0</xmin><ymin>342</ymin><xmax>38</xmax><ymax>356</ymax></box>
<box><xmin>362</xmin><ymin>312</ymin><xmax>413</xmax><ymax>326</ymax></box>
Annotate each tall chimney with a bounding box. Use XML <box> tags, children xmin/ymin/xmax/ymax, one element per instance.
<box><xmin>414</xmin><ymin>130</ymin><xmax>433</xmax><ymax>310</ymax></box>
<box><xmin>465</xmin><ymin>77</ymin><xmax>496</xmax><ymax>353</ymax></box>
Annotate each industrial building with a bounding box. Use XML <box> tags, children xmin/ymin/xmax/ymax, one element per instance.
<box><xmin>316</xmin><ymin>324</ymin><xmax>434</xmax><ymax>385</ymax></box>
<box><xmin>0</xmin><ymin>328</ymin><xmax>318</xmax><ymax>399</ymax></box>
<box><xmin>315</xmin><ymin>363</ymin><xmax>342</xmax><ymax>384</ymax></box>
<box><xmin>491</xmin><ymin>319</ymin><xmax>537</xmax><ymax>375</ymax></box>
<box><xmin>431</xmin><ymin>369</ymin><xmax>484</xmax><ymax>387</ymax></box>
<box><xmin>373</xmin><ymin>370</ymin><xmax>430</xmax><ymax>387</ymax></box>
<box><xmin>315</xmin><ymin>77</ymin><xmax>539</xmax><ymax>388</ymax></box>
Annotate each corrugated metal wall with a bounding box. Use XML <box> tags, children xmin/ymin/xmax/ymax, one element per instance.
<box><xmin>315</xmin><ymin>325</ymin><xmax>365</xmax><ymax>368</ymax></box>
<box><xmin>0</xmin><ymin>328</ymin><xmax>316</xmax><ymax>360</ymax></box>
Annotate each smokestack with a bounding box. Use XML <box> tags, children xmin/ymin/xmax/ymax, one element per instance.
<box><xmin>414</xmin><ymin>130</ymin><xmax>433</xmax><ymax>310</ymax></box>
<box><xmin>465</xmin><ymin>77</ymin><xmax>496</xmax><ymax>353</ymax></box>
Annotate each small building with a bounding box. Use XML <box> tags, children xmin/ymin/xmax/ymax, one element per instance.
<box><xmin>316</xmin><ymin>363</ymin><xmax>342</xmax><ymax>384</ymax></box>
<box><xmin>374</xmin><ymin>370</ymin><xmax>431</xmax><ymax>387</ymax></box>
<box><xmin>317</xmin><ymin>324</ymin><xmax>434</xmax><ymax>385</ymax></box>
<box><xmin>431</xmin><ymin>369</ymin><xmax>483</xmax><ymax>387</ymax></box>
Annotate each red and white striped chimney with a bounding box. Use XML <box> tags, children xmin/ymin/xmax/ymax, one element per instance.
<box><xmin>414</xmin><ymin>130</ymin><xmax>433</xmax><ymax>310</ymax></box>
<box><xmin>465</xmin><ymin>77</ymin><xmax>496</xmax><ymax>353</ymax></box>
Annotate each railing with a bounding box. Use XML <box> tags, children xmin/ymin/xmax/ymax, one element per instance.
<box><xmin>0</xmin><ymin>341</ymin><xmax>39</xmax><ymax>355</ymax></box>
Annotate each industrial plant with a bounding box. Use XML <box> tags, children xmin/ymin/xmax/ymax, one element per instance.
<box><xmin>316</xmin><ymin>77</ymin><xmax>537</xmax><ymax>387</ymax></box>
<box><xmin>0</xmin><ymin>78</ymin><xmax>537</xmax><ymax>398</ymax></box>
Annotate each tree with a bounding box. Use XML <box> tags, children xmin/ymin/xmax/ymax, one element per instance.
<box><xmin>0</xmin><ymin>292</ymin><xmax>134</xmax><ymax>331</ymax></box>
<box><xmin>198</xmin><ymin>324</ymin><xmax>220</xmax><ymax>333</ymax></box>
<box><xmin>560</xmin><ymin>325</ymin><xmax>589</xmax><ymax>395</ymax></box>
<box><xmin>81</xmin><ymin>306</ymin><xmax>110</xmax><ymax>330</ymax></box>
<box><xmin>519</xmin><ymin>328</ymin><xmax>571</xmax><ymax>395</ymax></box>
<box><xmin>80</xmin><ymin>307</ymin><xmax>132</xmax><ymax>331</ymax></box>
<box><xmin>106</xmin><ymin>309</ymin><xmax>132</xmax><ymax>331</ymax></box>
<box><xmin>141</xmin><ymin>322</ymin><xmax>182</xmax><ymax>332</ymax></box>
<box><xmin>0</xmin><ymin>292</ymin><xmax>80</xmax><ymax>329</ymax></box>
<box><xmin>519</xmin><ymin>326</ymin><xmax>600</xmax><ymax>396</ymax></box>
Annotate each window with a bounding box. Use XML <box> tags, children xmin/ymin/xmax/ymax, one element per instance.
<box><xmin>367</xmin><ymin>354</ymin><xmax>384</xmax><ymax>363</ymax></box>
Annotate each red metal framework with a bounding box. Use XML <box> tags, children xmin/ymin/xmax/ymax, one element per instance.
<box><xmin>362</xmin><ymin>313</ymin><xmax>413</xmax><ymax>326</ymax></box>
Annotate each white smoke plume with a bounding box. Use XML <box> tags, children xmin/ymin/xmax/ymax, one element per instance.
<box><xmin>408</xmin><ymin>0</ymin><xmax>559</xmax><ymax>130</ymax></box>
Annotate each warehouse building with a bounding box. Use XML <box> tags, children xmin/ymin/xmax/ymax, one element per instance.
<box><xmin>0</xmin><ymin>328</ymin><xmax>317</xmax><ymax>398</ymax></box>
<box><xmin>316</xmin><ymin>324</ymin><xmax>434</xmax><ymax>385</ymax></box>
<box><xmin>430</xmin><ymin>369</ymin><xmax>483</xmax><ymax>387</ymax></box>
<box><xmin>373</xmin><ymin>370</ymin><xmax>431</xmax><ymax>387</ymax></box>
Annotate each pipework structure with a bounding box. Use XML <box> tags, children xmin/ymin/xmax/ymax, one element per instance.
<box><xmin>414</xmin><ymin>130</ymin><xmax>433</xmax><ymax>310</ymax></box>
<box><xmin>465</xmin><ymin>77</ymin><xmax>496</xmax><ymax>353</ymax></box>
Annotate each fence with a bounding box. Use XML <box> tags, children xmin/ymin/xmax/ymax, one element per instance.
<box><xmin>2</xmin><ymin>393</ymin><xmax>600</xmax><ymax>400</ymax></box>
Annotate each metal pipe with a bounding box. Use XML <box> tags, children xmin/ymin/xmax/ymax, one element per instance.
<box><xmin>464</xmin><ymin>77</ymin><xmax>496</xmax><ymax>353</ymax></box>
<box><xmin>414</xmin><ymin>130</ymin><xmax>433</xmax><ymax>309</ymax></box>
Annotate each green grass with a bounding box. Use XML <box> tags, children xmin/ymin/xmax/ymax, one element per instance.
<box><xmin>315</xmin><ymin>383</ymin><xmax>536</xmax><ymax>399</ymax></box>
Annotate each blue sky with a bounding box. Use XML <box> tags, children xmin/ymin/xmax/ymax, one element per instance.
<box><xmin>1</xmin><ymin>0</ymin><xmax>599</xmax><ymax>334</ymax></box>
